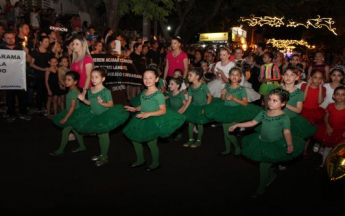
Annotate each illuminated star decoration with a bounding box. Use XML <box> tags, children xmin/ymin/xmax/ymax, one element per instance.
<box><xmin>266</xmin><ymin>39</ymin><xmax>311</xmax><ymax>53</ymax></box>
<box><xmin>239</xmin><ymin>15</ymin><xmax>337</xmax><ymax>35</ymax></box>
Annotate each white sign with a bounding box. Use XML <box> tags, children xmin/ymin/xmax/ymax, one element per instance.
<box><xmin>0</xmin><ymin>49</ymin><xmax>27</xmax><ymax>90</ymax></box>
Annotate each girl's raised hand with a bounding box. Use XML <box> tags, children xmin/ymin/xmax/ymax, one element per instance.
<box><xmin>97</xmin><ymin>96</ymin><xmax>103</xmax><ymax>104</ymax></box>
<box><xmin>124</xmin><ymin>106</ymin><xmax>136</xmax><ymax>112</ymax></box>
<box><xmin>307</xmin><ymin>77</ymin><xmax>312</xmax><ymax>85</ymax></box>
<box><xmin>287</xmin><ymin>145</ymin><xmax>294</xmax><ymax>154</ymax></box>
<box><xmin>226</xmin><ymin>94</ymin><xmax>233</xmax><ymax>101</ymax></box>
<box><xmin>229</xmin><ymin>124</ymin><xmax>238</xmax><ymax>132</ymax></box>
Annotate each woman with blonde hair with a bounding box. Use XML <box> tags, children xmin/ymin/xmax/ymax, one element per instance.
<box><xmin>70</xmin><ymin>35</ymin><xmax>94</xmax><ymax>95</ymax></box>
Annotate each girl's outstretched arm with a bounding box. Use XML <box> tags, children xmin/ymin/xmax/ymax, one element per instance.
<box><xmin>78</xmin><ymin>93</ymin><xmax>90</xmax><ymax>105</ymax></box>
<box><xmin>229</xmin><ymin>120</ymin><xmax>259</xmax><ymax>132</ymax></box>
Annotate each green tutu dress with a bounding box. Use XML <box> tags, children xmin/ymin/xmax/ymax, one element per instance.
<box><xmin>123</xmin><ymin>90</ymin><xmax>186</xmax><ymax>143</ymax></box>
<box><xmin>204</xmin><ymin>85</ymin><xmax>262</xmax><ymax>123</ymax></box>
<box><xmin>72</xmin><ymin>88</ymin><xmax>129</xmax><ymax>134</ymax></box>
<box><xmin>242</xmin><ymin>111</ymin><xmax>304</xmax><ymax>163</ymax></box>
<box><xmin>255</xmin><ymin>88</ymin><xmax>317</xmax><ymax>138</ymax></box>
<box><xmin>166</xmin><ymin>91</ymin><xmax>186</xmax><ymax>112</ymax></box>
<box><xmin>52</xmin><ymin>89</ymin><xmax>86</xmax><ymax>127</ymax></box>
<box><xmin>184</xmin><ymin>83</ymin><xmax>212</xmax><ymax>124</ymax></box>
<box><xmin>130</xmin><ymin>92</ymin><xmax>142</xmax><ymax>107</ymax></box>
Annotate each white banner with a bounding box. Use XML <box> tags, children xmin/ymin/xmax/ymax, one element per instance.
<box><xmin>0</xmin><ymin>49</ymin><xmax>26</xmax><ymax>90</ymax></box>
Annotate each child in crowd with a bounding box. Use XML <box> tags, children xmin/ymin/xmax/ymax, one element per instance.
<box><xmin>76</xmin><ymin>68</ymin><xmax>129</xmax><ymax>166</ymax></box>
<box><xmin>301</xmin><ymin>70</ymin><xmax>326</xmax><ymax>156</ymax></box>
<box><xmin>50</xmin><ymin>71</ymin><xmax>85</xmax><ymax>156</ymax></box>
<box><xmin>313</xmin><ymin>86</ymin><xmax>345</xmax><ymax>168</ymax></box>
<box><xmin>229</xmin><ymin>88</ymin><xmax>304</xmax><ymax>198</ymax></box>
<box><xmin>58</xmin><ymin>56</ymin><xmax>69</xmax><ymax>111</ymax></box>
<box><xmin>205</xmin><ymin>67</ymin><xmax>261</xmax><ymax>155</ymax></box>
<box><xmin>124</xmin><ymin>68</ymin><xmax>185</xmax><ymax>171</ymax></box>
<box><xmin>180</xmin><ymin>68</ymin><xmax>212</xmax><ymax>148</ymax></box>
<box><xmin>45</xmin><ymin>57</ymin><xmax>60</xmax><ymax>119</ymax></box>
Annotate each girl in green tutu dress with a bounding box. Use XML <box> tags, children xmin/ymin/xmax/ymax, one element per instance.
<box><xmin>229</xmin><ymin>88</ymin><xmax>304</xmax><ymax>198</ymax></box>
<box><xmin>166</xmin><ymin>77</ymin><xmax>187</xmax><ymax>140</ymax></box>
<box><xmin>180</xmin><ymin>68</ymin><xmax>212</xmax><ymax>148</ymax></box>
<box><xmin>259</xmin><ymin>52</ymin><xmax>281</xmax><ymax>109</ymax></box>
<box><xmin>204</xmin><ymin>67</ymin><xmax>261</xmax><ymax>155</ymax></box>
<box><xmin>123</xmin><ymin>68</ymin><xmax>186</xmax><ymax>171</ymax></box>
<box><xmin>76</xmin><ymin>68</ymin><xmax>129</xmax><ymax>167</ymax></box>
<box><xmin>50</xmin><ymin>71</ymin><xmax>85</xmax><ymax>156</ymax></box>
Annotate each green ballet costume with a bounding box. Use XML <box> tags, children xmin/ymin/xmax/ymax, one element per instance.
<box><xmin>184</xmin><ymin>83</ymin><xmax>212</xmax><ymax>147</ymax></box>
<box><xmin>166</xmin><ymin>91</ymin><xmax>187</xmax><ymax>140</ymax></box>
<box><xmin>241</xmin><ymin>110</ymin><xmax>304</xmax><ymax>195</ymax></box>
<box><xmin>52</xmin><ymin>89</ymin><xmax>85</xmax><ymax>155</ymax></box>
<box><xmin>123</xmin><ymin>90</ymin><xmax>186</xmax><ymax>169</ymax></box>
<box><xmin>204</xmin><ymin>84</ymin><xmax>262</xmax><ymax>154</ymax></box>
<box><xmin>73</xmin><ymin>88</ymin><xmax>129</xmax><ymax>164</ymax></box>
<box><xmin>283</xmin><ymin>88</ymin><xmax>317</xmax><ymax>138</ymax></box>
<box><xmin>255</xmin><ymin>88</ymin><xmax>317</xmax><ymax>139</ymax></box>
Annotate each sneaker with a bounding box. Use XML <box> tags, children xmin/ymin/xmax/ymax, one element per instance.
<box><xmin>6</xmin><ymin>116</ymin><xmax>16</xmax><ymax>123</ymax></box>
<box><xmin>193</xmin><ymin>126</ymin><xmax>198</xmax><ymax>133</ymax></box>
<box><xmin>313</xmin><ymin>143</ymin><xmax>320</xmax><ymax>152</ymax></box>
<box><xmin>19</xmin><ymin>114</ymin><xmax>32</xmax><ymax>121</ymax></box>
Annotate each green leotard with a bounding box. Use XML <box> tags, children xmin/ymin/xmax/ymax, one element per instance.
<box><xmin>141</xmin><ymin>90</ymin><xmax>165</xmax><ymax>112</ymax></box>
<box><xmin>254</xmin><ymin>110</ymin><xmax>290</xmax><ymax>142</ymax></box>
<box><xmin>224</xmin><ymin>84</ymin><xmax>247</xmax><ymax>107</ymax></box>
<box><xmin>283</xmin><ymin>88</ymin><xmax>304</xmax><ymax>118</ymax></box>
<box><xmin>88</xmin><ymin>88</ymin><xmax>112</xmax><ymax>115</ymax></box>
<box><xmin>188</xmin><ymin>83</ymin><xmax>210</xmax><ymax>106</ymax></box>
<box><xmin>158</xmin><ymin>78</ymin><xmax>165</xmax><ymax>89</ymax></box>
<box><xmin>66</xmin><ymin>89</ymin><xmax>80</xmax><ymax>110</ymax></box>
<box><xmin>168</xmin><ymin>91</ymin><xmax>186</xmax><ymax>111</ymax></box>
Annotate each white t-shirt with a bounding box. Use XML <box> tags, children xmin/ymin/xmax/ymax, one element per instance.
<box><xmin>320</xmin><ymin>83</ymin><xmax>340</xmax><ymax>109</ymax></box>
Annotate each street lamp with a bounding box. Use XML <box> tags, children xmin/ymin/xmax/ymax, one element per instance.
<box><xmin>167</xmin><ymin>26</ymin><xmax>171</xmax><ymax>31</ymax></box>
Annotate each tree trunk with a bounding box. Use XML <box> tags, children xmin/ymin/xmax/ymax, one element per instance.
<box><xmin>174</xmin><ymin>0</ymin><xmax>195</xmax><ymax>36</ymax></box>
<box><xmin>84</xmin><ymin>0</ymin><xmax>103</xmax><ymax>30</ymax></box>
<box><xmin>104</xmin><ymin>0</ymin><xmax>120</xmax><ymax>32</ymax></box>
<box><xmin>143</xmin><ymin>17</ymin><xmax>151</xmax><ymax>42</ymax></box>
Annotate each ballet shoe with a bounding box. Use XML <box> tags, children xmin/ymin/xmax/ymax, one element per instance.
<box><xmin>146</xmin><ymin>165</ymin><xmax>161</xmax><ymax>172</ymax></box>
<box><xmin>71</xmin><ymin>147</ymin><xmax>86</xmax><ymax>153</ymax></box>
<box><xmin>129</xmin><ymin>162</ymin><xmax>146</xmax><ymax>168</ymax></box>
<box><xmin>95</xmin><ymin>158</ymin><xmax>108</xmax><ymax>167</ymax></box>
<box><xmin>49</xmin><ymin>152</ymin><xmax>63</xmax><ymax>157</ymax></box>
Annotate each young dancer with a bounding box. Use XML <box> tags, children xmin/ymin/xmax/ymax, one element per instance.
<box><xmin>180</xmin><ymin>68</ymin><xmax>212</xmax><ymax>148</ymax></box>
<box><xmin>45</xmin><ymin>57</ymin><xmax>61</xmax><ymax>119</ymax></box>
<box><xmin>229</xmin><ymin>88</ymin><xmax>304</xmax><ymax>198</ymax></box>
<box><xmin>314</xmin><ymin>65</ymin><xmax>344</xmax><ymax>153</ymax></box>
<box><xmin>205</xmin><ymin>67</ymin><xmax>261</xmax><ymax>155</ymax></box>
<box><xmin>123</xmin><ymin>68</ymin><xmax>186</xmax><ymax>171</ymax></box>
<box><xmin>301</xmin><ymin>70</ymin><xmax>326</xmax><ymax>156</ymax></box>
<box><xmin>58</xmin><ymin>56</ymin><xmax>69</xmax><ymax>110</ymax></box>
<box><xmin>307</xmin><ymin>51</ymin><xmax>330</xmax><ymax>82</ymax></box>
<box><xmin>313</xmin><ymin>86</ymin><xmax>345</xmax><ymax>167</ymax></box>
<box><xmin>258</xmin><ymin>52</ymin><xmax>281</xmax><ymax>109</ymax></box>
<box><xmin>166</xmin><ymin>77</ymin><xmax>187</xmax><ymax>141</ymax></box>
<box><xmin>76</xmin><ymin>68</ymin><xmax>129</xmax><ymax>166</ymax></box>
<box><xmin>50</xmin><ymin>71</ymin><xmax>85</xmax><ymax>156</ymax></box>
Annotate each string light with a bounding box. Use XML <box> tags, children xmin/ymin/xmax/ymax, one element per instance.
<box><xmin>266</xmin><ymin>39</ymin><xmax>311</xmax><ymax>53</ymax></box>
<box><xmin>239</xmin><ymin>14</ymin><xmax>337</xmax><ymax>35</ymax></box>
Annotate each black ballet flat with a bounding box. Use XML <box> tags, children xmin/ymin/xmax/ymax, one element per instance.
<box><xmin>129</xmin><ymin>162</ymin><xmax>146</xmax><ymax>168</ymax></box>
<box><xmin>146</xmin><ymin>165</ymin><xmax>161</xmax><ymax>172</ymax></box>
